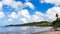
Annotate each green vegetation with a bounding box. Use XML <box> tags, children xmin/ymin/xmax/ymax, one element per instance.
<box><xmin>5</xmin><ymin>21</ymin><xmax>52</xmax><ymax>27</ymax></box>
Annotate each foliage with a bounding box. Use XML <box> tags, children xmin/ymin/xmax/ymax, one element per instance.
<box><xmin>5</xmin><ymin>21</ymin><xmax>52</xmax><ymax>27</ymax></box>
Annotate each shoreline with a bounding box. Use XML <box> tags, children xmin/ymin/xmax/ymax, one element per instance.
<box><xmin>0</xmin><ymin>27</ymin><xmax>53</xmax><ymax>34</ymax></box>
<box><xmin>33</xmin><ymin>28</ymin><xmax>60</xmax><ymax>34</ymax></box>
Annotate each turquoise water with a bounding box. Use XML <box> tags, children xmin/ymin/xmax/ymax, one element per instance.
<box><xmin>0</xmin><ymin>26</ymin><xmax>52</xmax><ymax>34</ymax></box>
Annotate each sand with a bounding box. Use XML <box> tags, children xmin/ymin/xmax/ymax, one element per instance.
<box><xmin>34</xmin><ymin>31</ymin><xmax>60</xmax><ymax>34</ymax></box>
<box><xmin>34</xmin><ymin>28</ymin><xmax>60</xmax><ymax>34</ymax></box>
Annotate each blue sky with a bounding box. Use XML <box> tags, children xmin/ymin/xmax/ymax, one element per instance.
<box><xmin>0</xmin><ymin>0</ymin><xmax>60</xmax><ymax>26</ymax></box>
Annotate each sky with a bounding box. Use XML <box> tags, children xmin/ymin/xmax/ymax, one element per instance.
<box><xmin>0</xmin><ymin>0</ymin><xmax>60</xmax><ymax>26</ymax></box>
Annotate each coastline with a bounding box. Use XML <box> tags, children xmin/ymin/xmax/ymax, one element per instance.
<box><xmin>0</xmin><ymin>26</ymin><xmax>53</xmax><ymax>34</ymax></box>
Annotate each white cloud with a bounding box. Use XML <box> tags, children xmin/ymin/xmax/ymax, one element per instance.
<box><xmin>8</xmin><ymin>19</ymin><xmax>13</xmax><ymax>21</ymax></box>
<box><xmin>18</xmin><ymin>9</ymin><xmax>32</xmax><ymax>23</ymax></box>
<box><xmin>0</xmin><ymin>0</ymin><xmax>35</xmax><ymax>12</ymax></box>
<box><xmin>2</xmin><ymin>0</ymin><xmax>14</xmax><ymax>5</ymax></box>
<box><xmin>19</xmin><ymin>18</ymin><xmax>28</xmax><ymax>23</ymax></box>
<box><xmin>2</xmin><ymin>0</ymin><xmax>24</xmax><ymax>10</ymax></box>
<box><xmin>9</xmin><ymin>12</ymin><xmax>18</xmax><ymax>19</ymax></box>
<box><xmin>46</xmin><ymin>7</ymin><xmax>60</xmax><ymax>21</ymax></box>
<box><xmin>18</xmin><ymin>9</ymin><xmax>31</xmax><ymax>18</ymax></box>
<box><xmin>0</xmin><ymin>2</ymin><xmax>3</xmax><ymax>10</ymax></box>
<box><xmin>34</xmin><ymin>11</ymin><xmax>45</xmax><ymax>17</ymax></box>
<box><xmin>18</xmin><ymin>10</ymin><xmax>46</xmax><ymax>23</ymax></box>
<box><xmin>0</xmin><ymin>11</ymin><xmax>5</xmax><ymax>18</ymax></box>
<box><xmin>11</xmin><ymin>1</ymin><xmax>24</xmax><ymax>10</ymax></box>
<box><xmin>25</xmin><ymin>7</ymin><xmax>60</xmax><ymax>22</ymax></box>
<box><xmin>41</xmin><ymin>0</ymin><xmax>45</xmax><ymax>3</ymax></box>
<box><xmin>24</xmin><ymin>2</ymin><xmax>34</xmax><ymax>9</ymax></box>
<box><xmin>41</xmin><ymin>0</ymin><xmax>60</xmax><ymax>6</ymax></box>
<box><xmin>0</xmin><ymin>0</ymin><xmax>23</xmax><ymax>11</ymax></box>
<box><xmin>32</xmin><ymin>15</ymin><xmax>44</xmax><ymax>22</ymax></box>
<box><xmin>7</xmin><ymin>9</ymin><xmax>31</xmax><ymax>24</ymax></box>
<box><xmin>31</xmin><ymin>7</ymin><xmax>60</xmax><ymax>22</ymax></box>
<box><xmin>31</xmin><ymin>11</ymin><xmax>45</xmax><ymax>22</ymax></box>
<box><xmin>0</xmin><ymin>0</ymin><xmax>34</xmax><ymax>10</ymax></box>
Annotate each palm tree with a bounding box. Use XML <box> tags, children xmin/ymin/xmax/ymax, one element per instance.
<box><xmin>52</xmin><ymin>14</ymin><xmax>58</xmax><ymax>31</ymax></box>
<box><xmin>56</xmin><ymin>14</ymin><xmax>58</xmax><ymax>20</ymax></box>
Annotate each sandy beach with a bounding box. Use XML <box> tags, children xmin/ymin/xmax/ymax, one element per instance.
<box><xmin>0</xmin><ymin>30</ymin><xmax>60</xmax><ymax>34</ymax></box>
<box><xmin>34</xmin><ymin>28</ymin><xmax>60</xmax><ymax>34</ymax></box>
<box><xmin>0</xmin><ymin>27</ymin><xmax>60</xmax><ymax>34</ymax></box>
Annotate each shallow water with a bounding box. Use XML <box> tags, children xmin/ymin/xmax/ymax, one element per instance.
<box><xmin>0</xmin><ymin>26</ymin><xmax>52</xmax><ymax>34</ymax></box>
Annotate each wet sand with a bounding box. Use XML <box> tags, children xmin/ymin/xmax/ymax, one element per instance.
<box><xmin>34</xmin><ymin>28</ymin><xmax>60</xmax><ymax>34</ymax></box>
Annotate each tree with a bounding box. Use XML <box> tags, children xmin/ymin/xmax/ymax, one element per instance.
<box><xmin>52</xmin><ymin>14</ymin><xmax>59</xmax><ymax>31</ymax></box>
<box><xmin>56</xmin><ymin>14</ymin><xmax>58</xmax><ymax>20</ymax></box>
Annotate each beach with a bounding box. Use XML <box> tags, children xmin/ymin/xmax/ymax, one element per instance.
<box><xmin>0</xmin><ymin>26</ymin><xmax>60</xmax><ymax>34</ymax></box>
<box><xmin>0</xmin><ymin>30</ymin><xmax>60</xmax><ymax>34</ymax></box>
<box><xmin>34</xmin><ymin>28</ymin><xmax>60</xmax><ymax>34</ymax></box>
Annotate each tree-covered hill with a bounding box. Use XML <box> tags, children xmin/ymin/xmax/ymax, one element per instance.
<box><xmin>5</xmin><ymin>21</ymin><xmax>52</xmax><ymax>27</ymax></box>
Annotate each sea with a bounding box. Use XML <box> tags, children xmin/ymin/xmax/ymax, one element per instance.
<box><xmin>0</xmin><ymin>26</ymin><xmax>52</xmax><ymax>34</ymax></box>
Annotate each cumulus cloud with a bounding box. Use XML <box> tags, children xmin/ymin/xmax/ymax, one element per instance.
<box><xmin>32</xmin><ymin>15</ymin><xmax>44</xmax><ymax>22</ymax></box>
<box><xmin>34</xmin><ymin>11</ymin><xmax>45</xmax><ymax>17</ymax></box>
<box><xmin>18</xmin><ymin>9</ymin><xmax>31</xmax><ymax>18</ymax></box>
<box><xmin>9</xmin><ymin>12</ymin><xmax>18</xmax><ymax>19</ymax></box>
<box><xmin>18</xmin><ymin>9</ymin><xmax>46</xmax><ymax>23</ymax></box>
<box><xmin>24</xmin><ymin>2</ymin><xmax>35</xmax><ymax>9</ymax></box>
<box><xmin>2</xmin><ymin>0</ymin><xmax>24</xmax><ymax>10</ymax></box>
<box><xmin>18</xmin><ymin>9</ymin><xmax>32</xmax><ymax>23</ymax></box>
<box><xmin>19</xmin><ymin>18</ymin><xmax>28</xmax><ymax>23</ymax></box>
<box><xmin>31</xmin><ymin>7</ymin><xmax>60</xmax><ymax>22</ymax></box>
<box><xmin>2</xmin><ymin>0</ymin><xmax>34</xmax><ymax>10</ymax></box>
<box><xmin>25</xmin><ymin>7</ymin><xmax>60</xmax><ymax>22</ymax></box>
<box><xmin>6</xmin><ymin>9</ymin><xmax>31</xmax><ymax>24</ymax></box>
<box><xmin>46</xmin><ymin>7</ymin><xmax>60</xmax><ymax>21</ymax></box>
<box><xmin>18</xmin><ymin>10</ymin><xmax>45</xmax><ymax>23</ymax></box>
<box><xmin>41</xmin><ymin>0</ymin><xmax>60</xmax><ymax>6</ymax></box>
<box><xmin>0</xmin><ymin>11</ymin><xmax>5</xmax><ymax>18</ymax></box>
<box><xmin>11</xmin><ymin>1</ymin><xmax>24</xmax><ymax>10</ymax></box>
<box><xmin>0</xmin><ymin>0</ymin><xmax>35</xmax><ymax>11</ymax></box>
<box><xmin>8</xmin><ymin>19</ymin><xmax>13</xmax><ymax>21</ymax></box>
<box><xmin>2</xmin><ymin>0</ymin><xmax>14</xmax><ymax>5</ymax></box>
<box><xmin>24</xmin><ymin>0</ymin><xmax>35</xmax><ymax>9</ymax></box>
<box><xmin>31</xmin><ymin>11</ymin><xmax>45</xmax><ymax>22</ymax></box>
<box><xmin>0</xmin><ymin>2</ymin><xmax>3</xmax><ymax>10</ymax></box>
